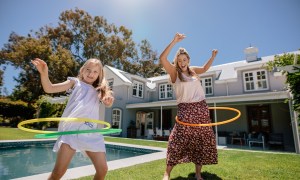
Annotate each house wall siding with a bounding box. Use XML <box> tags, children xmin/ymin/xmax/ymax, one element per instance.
<box><xmin>268</xmin><ymin>74</ymin><xmax>287</xmax><ymax>91</ymax></box>
<box><xmin>104</xmin><ymin>69</ymin><xmax>126</xmax><ymax>87</ymax></box>
<box><xmin>213</xmin><ymin>83</ymin><xmax>228</xmax><ymax>96</ymax></box>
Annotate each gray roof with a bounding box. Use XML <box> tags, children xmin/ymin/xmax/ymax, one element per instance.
<box><xmin>105</xmin><ymin>65</ymin><xmax>155</xmax><ymax>89</ymax></box>
<box><xmin>106</xmin><ymin>50</ymin><xmax>300</xmax><ymax>86</ymax></box>
<box><xmin>210</xmin><ymin>51</ymin><xmax>299</xmax><ymax>82</ymax></box>
<box><xmin>105</xmin><ymin>65</ymin><xmax>131</xmax><ymax>84</ymax></box>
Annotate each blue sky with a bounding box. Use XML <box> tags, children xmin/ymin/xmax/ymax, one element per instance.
<box><xmin>1</xmin><ymin>0</ymin><xmax>300</xmax><ymax>95</ymax></box>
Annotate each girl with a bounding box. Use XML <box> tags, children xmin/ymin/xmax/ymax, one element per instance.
<box><xmin>159</xmin><ymin>33</ymin><xmax>218</xmax><ymax>180</ymax></box>
<box><xmin>32</xmin><ymin>58</ymin><xmax>114</xmax><ymax>180</ymax></box>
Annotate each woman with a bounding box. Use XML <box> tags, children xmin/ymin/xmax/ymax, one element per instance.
<box><xmin>159</xmin><ymin>33</ymin><xmax>218</xmax><ymax>180</ymax></box>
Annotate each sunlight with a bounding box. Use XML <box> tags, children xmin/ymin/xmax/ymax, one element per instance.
<box><xmin>117</xmin><ymin>0</ymin><xmax>143</xmax><ymax>9</ymax></box>
<box><xmin>113</xmin><ymin>0</ymin><xmax>148</xmax><ymax>16</ymax></box>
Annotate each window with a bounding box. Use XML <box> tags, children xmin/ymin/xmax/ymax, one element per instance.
<box><xmin>201</xmin><ymin>77</ymin><xmax>213</xmax><ymax>95</ymax></box>
<box><xmin>159</xmin><ymin>84</ymin><xmax>173</xmax><ymax>99</ymax></box>
<box><xmin>247</xmin><ymin>105</ymin><xmax>271</xmax><ymax>134</ymax></box>
<box><xmin>112</xmin><ymin>108</ymin><xmax>122</xmax><ymax>129</ymax></box>
<box><xmin>243</xmin><ymin>70</ymin><xmax>268</xmax><ymax>91</ymax></box>
<box><xmin>132</xmin><ymin>81</ymin><xmax>144</xmax><ymax>98</ymax></box>
<box><xmin>107</xmin><ymin>79</ymin><xmax>114</xmax><ymax>90</ymax></box>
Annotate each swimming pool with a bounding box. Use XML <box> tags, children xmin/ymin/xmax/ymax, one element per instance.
<box><xmin>0</xmin><ymin>140</ymin><xmax>160</xmax><ymax>180</ymax></box>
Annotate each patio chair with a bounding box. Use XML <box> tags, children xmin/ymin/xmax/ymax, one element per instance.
<box><xmin>268</xmin><ymin>133</ymin><xmax>284</xmax><ymax>150</ymax></box>
<box><xmin>230</xmin><ymin>131</ymin><xmax>246</xmax><ymax>145</ymax></box>
<box><xmin>156</xmin><ymin>130</ymin><xmax>162</xmax><ymax>136</ymax></box>
<box><xmin>155</xmin><ymin>127</ymin><xmax>162</xmax><ymax>136</ymax></box>
<box><xmin>163</xmin><ymin>130</ymin><xmax>170</xmax><ymax>136</ymax></box>
<box><xmin>147</xmin><ymin>129</ymin><xmax>154</xmax><ymax>139</ymax></box>
<box><xmin>248</xmin><ymin>133</ymin><xmax>265</xmax><ymax>150</ymax></box>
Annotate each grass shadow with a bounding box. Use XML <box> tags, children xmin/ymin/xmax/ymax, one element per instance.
<box><xmin>171</xmin><ymin>171</ymin><xmax>222</xmax><ymax>180</ymax></box>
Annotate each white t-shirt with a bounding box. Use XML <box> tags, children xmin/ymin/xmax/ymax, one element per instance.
<box><xmin>53</xmin><ymin>77</ymin><xmax>106</xmax><ymax>154</ymax></box>
<box><xmin>173</xmin><ymin>74</ymin><xmax>206</xmax><ymax>104</ymax></box>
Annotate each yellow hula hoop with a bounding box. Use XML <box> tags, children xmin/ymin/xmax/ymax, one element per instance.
<box><xmin>17</xmin><ymin>118</ymin><xmax>112</xmax><ymax>135</ymax></box>
<box><xmin>176</xmin><ymin>107</ymin><xmax>241</xmax><ymax>127</ymax></box>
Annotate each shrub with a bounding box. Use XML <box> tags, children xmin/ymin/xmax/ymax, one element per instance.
<box><xmin>0</xmin><ymin>98</ymin><xmax>35</xmax><ymax>127</ymax></box>
<box><xmin>33</xmin><ymin>95</ymin><xmax>67</xmax><ymax>129</ymax></box>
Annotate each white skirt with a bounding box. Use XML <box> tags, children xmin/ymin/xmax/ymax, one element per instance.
<box><xmin>53</xmin><ymin>133</ymin><xmax>106</xmax><ymax>156</ymax></box>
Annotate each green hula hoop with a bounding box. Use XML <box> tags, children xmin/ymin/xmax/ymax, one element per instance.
<box><xmin>35</xmin><ymin>129</ymin><xmax>122</xmax><ymax>138</ymax></box>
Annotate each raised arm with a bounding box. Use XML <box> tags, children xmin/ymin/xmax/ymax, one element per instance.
<box><xmin>159</xmin><ymin>33</ymin><xmax>186</xmax><ymax>83</ymax></box>
<box><xmin>192</xmin><ymin>49</ymin><xmax>218</xmax><ymax>74</ymax></box>
<box><xmin>31</xmin><ymin>58</ymin><xmax>75</xmax><ymax>93</ymax></box>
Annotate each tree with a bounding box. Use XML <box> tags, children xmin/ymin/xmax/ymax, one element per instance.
<box><xmin>0</xmin><ymin>67</ymin><xmax>4</xmax><ymax>94</ymax></box>
<box><xmin>265</xmin><ymin>52</ymin><xmax>300</xmax><ymax>121</ymax></box>
<box><xmin>0</xmin><ymin>33</ymin><xmax>77</xmax><ymax>103</ymax></box>
<box><xmin>0</xmin><ymin>54</ymin><xmax>6</xmax><ymax>95</ymax></box>
<box><xmin>45</xmin><ymin>8</ymin><xmax>138</xmax><ymax>67</ymax></box>
<box><xmin>0</xmin><ymin>8</ymin><xmax>163</xmax><ymax>102</ymax></box>
<box><xmin>135</xmin><ymin>39</ymin><xmax>164</xmax><ymax>78</ymax></box>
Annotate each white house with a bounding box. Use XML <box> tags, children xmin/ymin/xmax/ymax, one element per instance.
<box><xmin>102</xmin><ymin>47</ymin><xmax>300</xmax><ymax>153</ymax></box>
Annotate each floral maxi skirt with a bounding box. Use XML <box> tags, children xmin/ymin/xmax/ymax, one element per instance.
<box><xmin>166</xmin><ymin>100</ymin><xmax>218</xmax><ymax>166</ymax></box>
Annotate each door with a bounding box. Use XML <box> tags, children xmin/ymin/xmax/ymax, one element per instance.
<box><xmin>146</xmin><ymin>112</ymin><xmax>154</xmax><ymax>137</ymax></box>
<box><xmin>247</xmin><ymin>105</ymin><xmax>271</xmax><ymax>134</ymax></box>
<box><xmin>146</xmin><ymin>112</ymin><xmax>154</xmax><ymax>130</ymax></box>
<box><xmin>136</xmin><ymin>111</ymin><xmax>154</xmax><ymax>137</ymax></box>
<box><xmin>162</xmin><ymin>109</ymin><xmax>172</xmax><ymax>129</ymax></box>
<box><xmin>136</xmin><ymin>111</ymin><xmax>146</xmax><ymax>137</ymax></box>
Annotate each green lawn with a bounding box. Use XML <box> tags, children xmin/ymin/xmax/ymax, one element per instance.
<box><xmin>1</xmin><ymin>127</ymin><xmax>300</xmax><ymax>180</ymax></box>
<box><xmin>88</xmin><ymin>137</ymin><xmax>300</xmax><ymax>180</ymax></box>
<box><xmin>0</xmin><ymin>127</ymin><xmax>37</xmax><ymax>140</ymax></box>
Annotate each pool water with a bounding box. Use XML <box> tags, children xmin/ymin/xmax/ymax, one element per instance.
<box><xmin>0</xmin><ymin>141</ymin><xmax>159</xmax><ymax>180</ymax></box>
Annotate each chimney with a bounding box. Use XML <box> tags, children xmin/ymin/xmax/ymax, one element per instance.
<box><xmin>244</xmin><ymin>45</ymin><xmax>259</xmax><ymax>62</ymax></box>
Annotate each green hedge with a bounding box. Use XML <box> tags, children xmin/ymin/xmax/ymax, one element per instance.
<box><xmin>0</xmin><ymin>98</ymin><xmax>35</xmax><ymax>127</ymax></box>
<box><xmin>0</xmin><ymin>96</ymin><xmax>67</xmax><ymax>129</ymax></box>
<box><xmin>34</xmin><ymin>96</ymin><xmax>67</xmax><ymax>129</ymax></box>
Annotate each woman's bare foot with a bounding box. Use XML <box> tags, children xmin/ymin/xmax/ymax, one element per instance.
<box><xmin>163</xmin><ymin>173</ymin><xmax>170</xmax><ymax>180</ymax></box>
<box><xmin>195</xmin><ymin>174</ymin><xmax>203</xmax><ymax>180</ymax></box>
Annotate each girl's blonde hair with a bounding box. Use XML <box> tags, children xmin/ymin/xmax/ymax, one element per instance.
<box><xmin>173</xmin><ymin>47</ymin><xmax>199</xmax><ymax>81</ymax></box>
<box><xmin>78</xmin><ymin>58</ymin><xmax>113</xmax><ymax>99</ymax></box>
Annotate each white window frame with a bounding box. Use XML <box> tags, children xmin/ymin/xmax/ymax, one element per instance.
<box><xmin>112</xmin><ymin>108</ymin><xmax>122</xmax><ymax>129</ymax></box>
<box><xmin>132</xmin><ymin>80</ymin><xmax>144</xmax><ymax>98</ymax></box>
<box><xmin>159</xmin><ymin>83</ymin><xmax>173</xmax><ymax>99</ymax></box>
<box><xmin>201</xmin><ymin>77</ymin><xmax>213</xmax><ymax>95</ymax></box>
<box><xmin>243</xmin><ymin>69</ymin><xmax>269</xmax><ymax>91</ymax></box>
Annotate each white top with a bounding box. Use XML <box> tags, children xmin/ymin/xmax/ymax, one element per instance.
<box><xmin>53</xmin><ymin>77</ymin><xmax>106</xmax><ymax>155</ymax></box>
<box><xmin>173</xmin><ymin>74</ymin><xmax>206</xmax><ymax>104</ymax></box>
